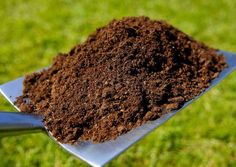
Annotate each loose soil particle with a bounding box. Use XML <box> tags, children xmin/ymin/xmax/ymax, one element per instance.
<box><xmin>15</xmin><ymin>16</ymin><xmax>227</xmax><ymax>143</ymax></box>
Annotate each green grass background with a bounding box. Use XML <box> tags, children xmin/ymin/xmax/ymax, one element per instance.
<box><xmin>0</xmin><ymin>0</ymin><xmax>236</xmax><ymax>166</ymax></box>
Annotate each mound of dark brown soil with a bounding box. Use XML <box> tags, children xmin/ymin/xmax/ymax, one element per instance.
<box><xmin>16</xmin><ymin>16</ymin><xmax>227</xmax><ymax>143</ymax></box>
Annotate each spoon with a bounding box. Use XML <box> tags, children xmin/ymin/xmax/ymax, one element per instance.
<box><xmin>0</xmin><ymin>50</ymin><xmax>235</xmax><ymax>167</ymax></box>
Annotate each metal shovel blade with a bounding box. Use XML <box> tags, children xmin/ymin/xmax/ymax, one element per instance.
<box><xmin>0</xmin><ymin>51</ymin><xmax>236</xmax><ymax>167</ymax></box>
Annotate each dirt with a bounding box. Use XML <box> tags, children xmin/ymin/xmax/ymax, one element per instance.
<box><xmin>15</xmin><ymin>16</ymin><xmax>227</xmax><ymax>143</ymax></box>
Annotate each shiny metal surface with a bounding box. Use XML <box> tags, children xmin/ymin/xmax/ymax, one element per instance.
<box><xmin>0</xmin><ymin>51</ymin><xmax>235</xmax><ymax>167</ymax></box>
<box><xmin>0</xmin><ymin>112</ymin><xmax>43</xmax><ymax>137</ymax></box>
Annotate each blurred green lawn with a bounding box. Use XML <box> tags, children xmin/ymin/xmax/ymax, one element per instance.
<box><xmin>1</xmin><ymin>0</ymin><xmax>236</xmax><ymax>166</ymax></box>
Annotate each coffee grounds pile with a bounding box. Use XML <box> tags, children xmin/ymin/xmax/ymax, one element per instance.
<box><xmin>16</xmin><ymin>16</ymin><xmax>227</xmax><ymax>143</ymax></box>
